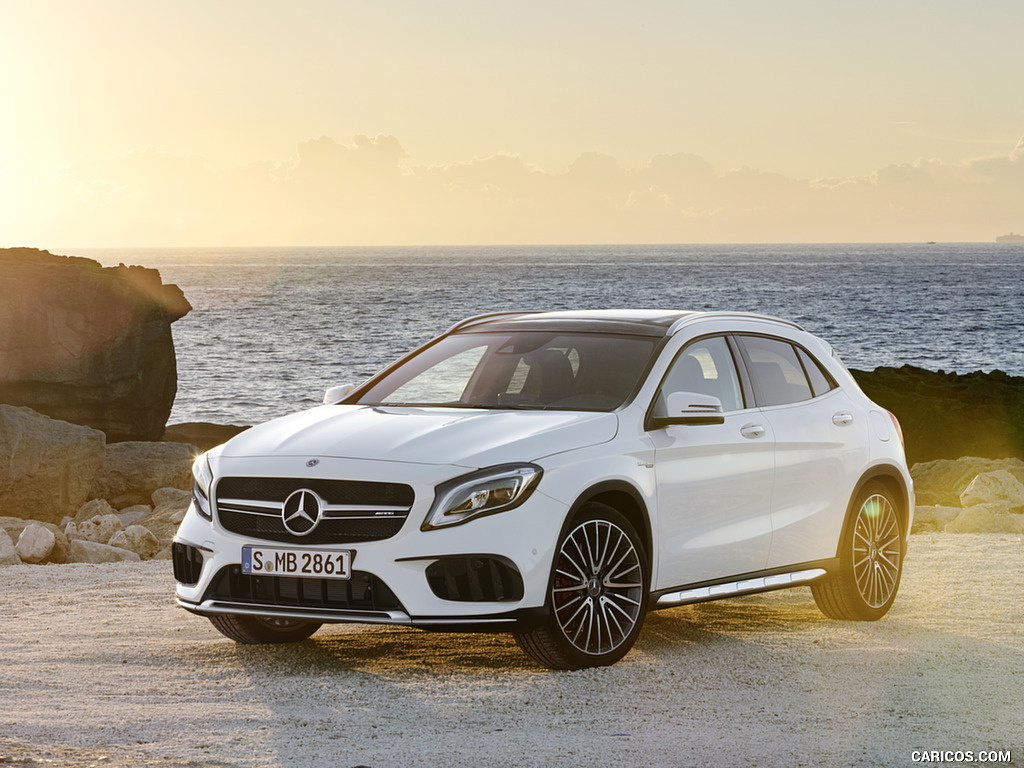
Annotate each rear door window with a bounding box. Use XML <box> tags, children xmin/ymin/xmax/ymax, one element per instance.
<box><xmin>738</xmin><ymin>336</ymin><xmax>813</xmax><ymax>407</ymax></box>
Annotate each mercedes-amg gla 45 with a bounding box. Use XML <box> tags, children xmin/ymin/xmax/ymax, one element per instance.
<box><xmin>173</xmin><ymin>310</ymin><xmax>913</xmax><ymax>669</ymax></box>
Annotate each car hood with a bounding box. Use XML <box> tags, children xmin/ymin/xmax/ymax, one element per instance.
<box><xmin>218</xmin><ymin>405</ymin><xmax>618</xmax><ymax>468</ymax></box>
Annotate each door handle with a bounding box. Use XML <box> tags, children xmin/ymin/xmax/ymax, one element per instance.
<box><xmin>833</xmin><ymin>412</ymin><xmax>854</xmax><ymax>426</ymax></box>
<box><xmin>740</xmin><ymin>423</ymin><xmax>766</xmax><ymax>439</ymax></box>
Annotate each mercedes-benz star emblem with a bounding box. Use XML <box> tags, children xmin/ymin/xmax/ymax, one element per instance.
<box><xmin>281</xmin><ymin>489</ymin><xmax>323</xmax><ymax>536</ymax></box>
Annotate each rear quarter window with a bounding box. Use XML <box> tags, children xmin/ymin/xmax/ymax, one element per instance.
<box><xmin>796</xmin><ymin>346</ymin><xmax>837</xmax><ymax>398</ymax></box>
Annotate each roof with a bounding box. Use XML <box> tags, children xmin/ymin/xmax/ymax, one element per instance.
<box><xmin>448</xmin><ymin>310</ymin><xmax>803</xmax><ymax>337</ymax></box>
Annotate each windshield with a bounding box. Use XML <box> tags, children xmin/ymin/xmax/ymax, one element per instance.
<box><xmin>354</xmin><ymin>331</ymin><xmax>659</xmax><ymax>411</ymax></box>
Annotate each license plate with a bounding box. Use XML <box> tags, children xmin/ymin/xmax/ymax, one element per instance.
<box><xmin>241</xmin><ymin>546</ymin><xmax>352</xmax><ymax>580</ymax></box>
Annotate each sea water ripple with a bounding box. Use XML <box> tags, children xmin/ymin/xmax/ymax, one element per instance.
<box><xmin>80</xmin><ymin>243</ymin><xmax>1023</xmax><ymax>425</ymax></box>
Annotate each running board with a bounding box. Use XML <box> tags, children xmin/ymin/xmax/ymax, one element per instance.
<box><xmin>655</xmin><ymin>568</ymin><xmax>828</xmax><ymax>608</ymax></box>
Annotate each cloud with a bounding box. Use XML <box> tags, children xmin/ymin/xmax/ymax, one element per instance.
<box><xmin>3</xmin><ymin>134</ymin><xmax>1022</xmax><ymax>246</ymax></box>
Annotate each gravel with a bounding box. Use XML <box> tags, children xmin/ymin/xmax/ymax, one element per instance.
<box><xmin>2</xmin><ymin>534</ymin><xmax>1022</xmax><ymax>768</ymax></box>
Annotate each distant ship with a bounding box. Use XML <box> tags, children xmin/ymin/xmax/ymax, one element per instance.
<box><xmin>995</xmin><ymin>232</ymin><xmax>1024</xmax><ymax>243</ymax></box>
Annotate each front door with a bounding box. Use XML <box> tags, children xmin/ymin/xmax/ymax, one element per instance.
<box><xmin>650</xmin><ymin>336</ymin><xmax>776</xmax><ymax>589</ymax></box>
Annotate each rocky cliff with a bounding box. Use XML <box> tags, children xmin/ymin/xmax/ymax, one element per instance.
<box><xmin>852</xmin><ymin>366</ymin><xmax>1024</xmax><ymax>466</ymax></box>
<box><xmin>0</xmin><ymin>248</ymin><xmax>191</xmax><ymax>441</ymax></box>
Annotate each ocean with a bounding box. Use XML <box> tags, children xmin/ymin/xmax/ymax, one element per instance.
<box><xmin>80</xmin><ymin>244</ymin><xmax>1023</xmax><ymax>426</ymax></box>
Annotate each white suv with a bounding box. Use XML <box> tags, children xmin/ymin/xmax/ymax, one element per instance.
<box><xmin>173</xmin><ymin>310</ymin><xmax>913</xmax><ymax>669</ymax></box>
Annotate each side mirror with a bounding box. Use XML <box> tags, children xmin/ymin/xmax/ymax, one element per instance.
<box><xmin>649</xmin><ymin>391</ymin><xmax>726</xmax><ymax>429</ymax></box>
<box><xmin>323</xmin><ymin>383</ymin><xmax>356</xmax><ymax>405</ymax></box>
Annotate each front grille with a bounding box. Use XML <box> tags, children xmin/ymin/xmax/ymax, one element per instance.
<box><xmin>172</xmin><ymin>542</ymin><xmax>204</xmax><ymax>585</ymax></box>
<box><xmin>426</xmin><ymin>557</ymin><xmax>524</xmax><ymax>602</ymax></box>
<box><xmin>215</xmin><ymin>477</ymin><xmax>414</xmax><ymax>545</ymax></box>
<box><xmin>205</xmin><ymin>566</ymin><xmax>405</xmax><ymax>613</ymax></box>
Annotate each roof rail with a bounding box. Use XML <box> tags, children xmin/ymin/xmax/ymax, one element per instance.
<box><xmin>667</xmin><ymin>311</ymin><xmax>805</xmax><ymax>336</ymax></box>
<box><xmin>443</xmin><ymin>311</ymin><xmax>542</xmax><ymax>335</ymax></box>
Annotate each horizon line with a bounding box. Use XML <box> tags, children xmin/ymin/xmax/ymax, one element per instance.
<box><xmin>16</xmin><ymin>239</ymin><xmax>1017</xmax><ymax>252</ymax></box>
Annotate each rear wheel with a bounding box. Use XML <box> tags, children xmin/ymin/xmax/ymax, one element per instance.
<box><xmin>515</xmin><ymin>503</ymin><xmax>648</xmax><ymax>669</ymax></box>
<box><xmin>208</xmin><ymin>614</ymin><xmax>322</xmax><ymax>644</ymax></box>
<box><xmin>813</xmin><ymin>482</ymin><xmax>903</xmax><ymax>621</ymax></box>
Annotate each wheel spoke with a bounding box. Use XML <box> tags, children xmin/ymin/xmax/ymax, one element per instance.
<box><xmin>605</xmin><ymin>595</ymin><xmax>639</xmax><ymax>618</ymax></box>
<box><xmin>583</xmin><ymin>600</ymin><xmax>596</xmax><ymax>650</ymax></box>
<box><xmin>608</xmin><ymin>546</ymin><xmax>637</xmax><ymax>580</ymax></box>
<box><xmin>876</xmin><ymin>551</ymin><xmax>899</xmax><ymax>571</ymax></box>
<box><xmin>594</xmin><ymin>600</ymin><xmax>607</xmax><ymax>652</ymax></box>
<box><xmin>581</xmin><ymin>523</ymin><xmax>597</xmax><ymax>573</ymax></box>
<box><xmin>596</xmin><ymin>524</ymin><xmax>614</xmax><ymax>571</ymax></box>
<box><xmin>559</xmin><ymin>550</ymin><xmax>588</xmax><ymax>582</ymax></box>
<box><xmin>603</xmin><ymin>597</ymin><xmax>626</xmax><ymax>640</ymax></box>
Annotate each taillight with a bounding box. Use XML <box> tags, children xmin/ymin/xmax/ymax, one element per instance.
<box><xmin>887</xmin><ymin>410</ymin><xmax>904</xmax><ymax>448</ymax></box>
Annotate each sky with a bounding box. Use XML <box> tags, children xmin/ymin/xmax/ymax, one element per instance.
<box><xmin>1</xmin><ymin>0</ymin><xmax>1022</xmax><ymax>247</ymax></box>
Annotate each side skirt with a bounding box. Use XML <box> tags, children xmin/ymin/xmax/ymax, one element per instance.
<box><xmin>651</xmin><ymin>559</ymin><xmax>839</xmax><ymax>610</ymax></box>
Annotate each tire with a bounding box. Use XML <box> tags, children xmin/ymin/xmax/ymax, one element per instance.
<box><xmin>812</xmin><ymin>481</ymin><xmax>904</xmax><ymax>621</ymax></box>
<box><xmin>208</xmin><ymin>614</ymin><xmax>322</xmax><ymax>644</ymax></box>
<box><xmin>514</xmin><ymin>503</ymin><xmax>648</xmax><ymax>670</ymax></box>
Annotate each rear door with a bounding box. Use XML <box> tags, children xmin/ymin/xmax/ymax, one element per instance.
<box><xmin>735</xmin><ymin>335</ymin><xmax>868</xmax><ymax>567</ymax></box>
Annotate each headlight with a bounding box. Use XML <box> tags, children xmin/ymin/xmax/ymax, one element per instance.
<box><xmin>423</xmin><ymin>464</ymin><xmax>543</xmax><ymax>530</ymax></box>
<box><xmin>191</xmin><ymin>452</ymin><xmax>214</xmax><ymax>519</ymax></box>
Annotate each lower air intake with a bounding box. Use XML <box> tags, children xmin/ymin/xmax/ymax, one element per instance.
<box><xmin>172</xmin><ymin>542</ymin><xmax>204</xmax><ymax>586</ymax></box>
<box><xmin>426</xmin><ymin>556</ymin><xmax>524</xmax><ymax>602</ymax></box>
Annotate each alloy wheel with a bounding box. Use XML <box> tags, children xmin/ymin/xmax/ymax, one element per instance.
<box><xmin>852</xmin><ymin>493</ymin><xmax>901</xmax><ymax>609</ymax></box>
<box><xmin>552</xmin><ymin>518</ymin><xmax>644</xmax><ymax>656</ymax></box>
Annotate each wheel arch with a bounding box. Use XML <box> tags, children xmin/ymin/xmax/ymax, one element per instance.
<box><xmin>565</xmin><ymin>480</ymin><xmax>653</xmax><ymax>573</ymax></box>
<box><xmin>843</xmin><ymin>465</ymin><xmax>912</xmax><ymax>555</ymax></box>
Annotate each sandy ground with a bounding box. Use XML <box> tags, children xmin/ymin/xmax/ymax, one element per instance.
<box><xmin>2</xmin><ymin>534</ymin><xmax>1022</xmax><ymax>768</ymax></box>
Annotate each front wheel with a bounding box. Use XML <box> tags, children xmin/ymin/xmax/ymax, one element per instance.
<box><xmin>812</xmin><ymin>481</ymin><xmax>904</xmax><ymax>621</ymax></box>
<box><xmin>515</xmin><ymin>503</ymin><xmax>648</xmax><ymax>670</ymax></box>
<box><xmin>208</xmin><ymin>614</ymin><xmax>322</xmax><ymax>644</ymax></box>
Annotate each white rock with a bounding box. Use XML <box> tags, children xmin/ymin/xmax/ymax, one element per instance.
<box><xmin>960</xmin><ymin>470</ymin><xmax>1024</xmax><ymax>508</ymax></box>
<box><xmin>15</xmin><ymin>523</ymin><xmax>56</xmax><ymax>564</ymax></box>
<box><xmin>0</xmin><ymin>405</ymin><xmax>106</xmax><ymax>524</ymax></box>
<box><xmin>152</xmin><ymin>487</ymin><xmax>192</xmax><ymax>508</ymax></box>
<box><xmin>945</xmin><ymin>505</ymin><xmax>1024</xmax><ymax>534</ymax></box>
<box><xmin>74</xmin><ymin>498</ymin><xmax>117</xmax><ymax>523</ymax></box>
<box><xmin>910</xmin><ymin>505</ymin><xmax>962</xmax><ymax>534</ymax></box>
<box><xmin>67</xmin><ymin>514</ymin><xmax>122</xmax><ymax>544</ymax></box>
<box><xmin>117</xmin><ymin>504</ymin><xmax>153</xmax><ymax>527</ymax></box>
<box><xmin>108</xmin><ymin>525</ymin><xmax>160</xmax><ymax>560</ymax></box>
<box><xmin>911</xmin><ymin>457</ymin><xmax>1024</xmax><ymax>507</ymax></box>
<box><xmin>3</xmin><ymin>520</ymin><xmax>68</xmax><ymax>563</ymax></box>
<box><xmin>67</xmin><ymin>538</ymin><xmax>141</xmax><ymax>563</ymax></box>
<box><xmin>138</xmin><ymin>489</ymin><xmax>192</xmax><ymax>548</ymax></box>
<box><xmin>88</xmin><ymin>441</ymin><xmax>196</xmax><ymax>507</ymax></box>
<box><xmin>0</xmin><ymin>529</ymin><xmax>21</xmax><ymax>566</ymax></box>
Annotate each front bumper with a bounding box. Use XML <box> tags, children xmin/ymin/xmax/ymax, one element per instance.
<box><xmin>173</xmin><ymin>458</ymin><xmax>567</xmax><ymax>629</ymax></box>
